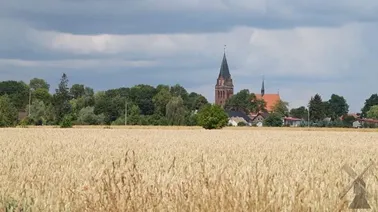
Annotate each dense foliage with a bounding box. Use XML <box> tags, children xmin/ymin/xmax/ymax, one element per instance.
<box><xmin>263</xmin><ymin>113</ymin><xmax>283</xmax><ymax>127</ymax></box>
<box><xmin>0</xmin><ymin>74</ymin><xmax>209</xmax><ymax>127</ymax></box>
<box><xmin>0</xmin><ymin>73</ymin><xmax>377</xmax><ymax>128</ymax></box>
<box><xmin>197</xmin><ymin>104</ymin><xmax>228</xmax><ymax>129</ymax></box>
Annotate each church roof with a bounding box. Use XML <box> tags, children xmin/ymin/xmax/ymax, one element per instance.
<box><xmin>218</xmin><ymin>53</ymin><xmax>231</xmax><ymax>79</ymax></box>
<box><xmin>255</xmin><ymin>94</ymin><xmax>281</xmax><ymax>112</ymax></box>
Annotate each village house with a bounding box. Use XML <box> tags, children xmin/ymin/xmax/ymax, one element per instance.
<box><xmin>283</xmin><ymin>117</ymin><xmax>303</xmax><ymax>127</ymax></box>
<box><xmin>226</xmin><ymin>110</ymin><xmax>252</xmax><ymax>126</ymax></box>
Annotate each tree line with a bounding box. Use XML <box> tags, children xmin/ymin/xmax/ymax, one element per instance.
<box><xmin>0</xmin><ymin>73</ymin><xmax>210</xmax><ymax>127</ymax></box>
<box><xmin>1</xmin><ymin>73</ymin><xmax>378</xmax><ymax>128</ymax></box>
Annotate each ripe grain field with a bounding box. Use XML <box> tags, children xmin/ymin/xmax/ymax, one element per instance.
<box><xmin>1</xmin><ymin>128</ymin><xmax>378</xmax><ymax>212</ymax></box>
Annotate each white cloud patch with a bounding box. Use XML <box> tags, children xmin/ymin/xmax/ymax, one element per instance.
<box><xmin>37</xmin><ymin>22</ymin><xmax>371</xmax><ymax>77</ymax></box>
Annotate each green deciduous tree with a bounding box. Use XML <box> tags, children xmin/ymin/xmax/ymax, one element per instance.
<box><xmin>29</xmin><ymin>78</ymin><xmax>50</xmax><ymax>91</ymax></box>
<box><xmin>170</xmin><ymin>84</ymin><xmax>189</xmax><ymax>101</ymax></box>
<box><xmin>27</xmin><ymin>99</ymin><xmax>47</xmax><ymax>125</ymax></box>
<box><xmin>77</xmin><ymin>106</ymin><xmax>105</xmax><ymax>125</ymax></box>
<box><xmin>129</xmin><ymin>84</ymin><xmax>156</xmax><ymax>115</ymax></box>
<box><xmin>197</xmin><ymin>104</ymin><xmax>228</xmax><ymax>129</ymax></box>
<box><xmin>272</xmin><ymin>100</ymin><xmax>289</xmax><ymax>117</ymax></box>
<box><xmin>70</xmin><ymin>84</ymin><xmax>85</xmax><ymax>99</ymax></box>
<box><xmin>152</xmin><ymin>87</ymin><xmax>172</xmax><ymax>116</ymax></box>
<box><xmin>327</xmin><ymin>94</ymin><xmax>349</xmax><ymax>120</ymax></box>
<box><xmin>0</xmin><ymin>95</ymin><xmax>18</xmax><ymax>127</ymax></box>
<box><xmin>367</xmin><ymin>105</ymin><xmax>378</xmax><ymax>119</ymax></box>
<box><xmin>33</xmin><ymin>88</ymin><xmax>52</xmax><ymax>104</ymax></box>
<box><xmin>0</xmin><ymin>80</ymin><xmax>29</xmax><ymax>110</ymax></box>
<box><xmin>263</xmin><ymin>113</ymin><xmax>283</xmax><ymax>127</ymax></box>
<box><xmin>289</xmin><ymin>106</ymin><xmax>308</xmax><ymax>121</ymax></box>
<box><xmin>224</xmin><ymin>89</ymin><xmax>266</xmax><ymax>114</ymax></box>
<box><xmin>361</xmin><ymin>94</ymin><xmax>378</xmax><ymax>118</ymax></box>
<box><xmin>166</xmin><ymin>96</ymin><xmax>186</xmax><ymax>125</ymax></box>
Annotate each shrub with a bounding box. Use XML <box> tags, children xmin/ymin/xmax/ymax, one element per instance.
<box><xmin>60</xmin><ymin>115</ymin><xmax>73</xmax><ymax>128</ymax></box>
<box><xmin>19</xmin><ymin>117</ymin><xmax>31</xmax><ymax>128</ymax></box>
<box><xmin>263</xmin><ymin>113</ymin><xmax>283</xmax><ymax>127</ymax></box>
<box><xmin>197</xmin><ymin>104</ymin><xmax>228</xmax><ymax>129</ymax></box>
<box><xmin>237</xmin><ymin>122</ymin><xmax>247</xmax><ymax>126</ymax></box>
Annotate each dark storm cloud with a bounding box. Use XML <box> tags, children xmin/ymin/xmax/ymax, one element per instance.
<box><xmin>2</xmin><ymin>0</ymin><xmax>378</xmax><ymax>35</ymax></box>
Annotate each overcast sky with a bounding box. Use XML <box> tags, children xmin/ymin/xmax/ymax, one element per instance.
<box><xmin>1</xmin><ymin>0</ymin><xmax>377</xmax><ymax>112</ymax></box>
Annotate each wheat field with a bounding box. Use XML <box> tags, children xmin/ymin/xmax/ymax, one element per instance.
<box><xmin>1</xmin><ymin>128</ymin><xmax>378</xmax><ymax>212</ymax></box>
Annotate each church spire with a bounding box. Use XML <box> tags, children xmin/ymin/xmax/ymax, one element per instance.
<box><xmin>261</xmin><ymin>75</ymin><xmax>265</xmax><ymax>96</ymax></box>
<box><xmin>218</xmin><ymin>45</ymin><xmax>231</xmax><ymax>79</ymax></box>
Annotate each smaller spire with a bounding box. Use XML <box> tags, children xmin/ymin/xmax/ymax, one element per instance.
<box><xmin>224</xmin><ymin>44</ymin><xmax>226</xmax><ymax>54</ymax></box>
<box><xmin>261</xmin><ymin>75</ymin><xmax>265</xmax><ymax>96</ymax></box>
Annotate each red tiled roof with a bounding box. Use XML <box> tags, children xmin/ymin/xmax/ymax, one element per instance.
<box><xmin>255</xmin><ymin>94</ymin><xmax>281</xmax><ymax>112</ymax></box>
<box><xmin>357</xmin><ymin>118</ymin><xmax>378</xmax><ymax>124</ymax></box>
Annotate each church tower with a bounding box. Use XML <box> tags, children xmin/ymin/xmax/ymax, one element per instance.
<box><xmin>215</xmin><ymin>47</ymin><xmax>234</xmax><ymax>107</ymax></box>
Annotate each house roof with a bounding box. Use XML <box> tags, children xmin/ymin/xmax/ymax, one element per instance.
<box><xmin>357</xmin><ymin>118</ymin><xmax>378</xmax><ymax>124</ymax></box>
<box><xmin>250</xmin><ymin>112</ymin><xmax>269</xmax><ymax>122</ymax></box>
<box><xmin>255</xmin><ymin>94</ymin><xmax>281</xmax><ymax>112</ymax></box>
<box><xmin>226</xmin><ymin>110</ymin><xmax>252</xmax><ymax>122</ymax></box>
<box><xmin>284</xmin><ymin>117</ymin><xmax>302</xmax><ymax>121</ymax></box>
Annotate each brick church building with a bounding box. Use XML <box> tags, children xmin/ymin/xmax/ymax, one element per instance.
<box><xmin>214</xmin><ymin>50</ymin><xmax>280</xmax><ymax>112</ymax></box>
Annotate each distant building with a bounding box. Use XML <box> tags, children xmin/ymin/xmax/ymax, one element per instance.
<box><xmin>283</xmin><ymin>117</ymin><xmax>302</xmax><ymax>127</ymax></box>
<box><xmin>353</xmin><ymin>121</ymin><xmax>361</xmax><ymax>128</ymax></box>
<box><xmin>249</xmin><ymin>112</ymin><xmax>269</xmax><ymax>125</ymax></box>
<box><xmin>226</xmin><ymin>110</ymin><xmax>252</xmax><ymax>126</ymax></box>
<box><xmin>214</xmin><ymin>49</ymin><xmax>280</xmax><ymax>113</ymax></box>
<box><xmin>356</xmin><ymin>118</ymin><xmax>378</xmax><ymax>127</ymax></box>
<box><xmin>254</xmin><ymin>78</ymin><xmax>281</xmax><ymax>112</ymax></box>
<box><xmin>215</xmin><ymin>50</ymin><xmax>234</xmax><ymax>107</ymax></box>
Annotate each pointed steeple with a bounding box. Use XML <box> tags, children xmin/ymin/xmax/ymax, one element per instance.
<box><xmin>218</xmin><ymin>45</ymin><xmax>231</xmax><ymax>79</ymax></box>
<box><xmin>261</xmin><ymin>75</ymin><xmax>265</xmax><ymax>96</ymax></box>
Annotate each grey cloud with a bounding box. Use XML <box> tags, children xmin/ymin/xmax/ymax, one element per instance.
<box><xmin>2</xmin><ymin>0</ymin><xmax>378</xmax><ymax>35</ymax></box>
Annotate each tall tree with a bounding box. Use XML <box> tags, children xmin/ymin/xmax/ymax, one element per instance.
<box><xmin>52</xmin><ymin>73</ymin><xmax>72</xmax><ymax>123</ymax></box>
<box><xmin>367</xmin><ymin>105</ymin><xmax>378</xmax><ymax>119</ymax></box>
<box><xmin>152</xmin><ymin>87</ymin><xmax>172</xmax><ymax>116</ymax></box>
<box><xmin>186</xmin><ymin>92</ymin><xmax>209</xmax><ymax>111</ymax></box>
<box><xmin>289</xmin><ymin>106</ymin><xmax>308</xmax><ymax>121</ymax></box>
<box><xmin>327</xmin><ymin>94</ymin><xmax>349</xmax><ymax>120</ymax></box>
<box><xmin>224</xmin><ymin>89</ymin><xmax>266</xmax><ymax>114</ymax></box>
<box><xmin>33</xmin><ymin>88</ymin><xmax>52</xmax><ymax>104</ymax></box>
<box><xmin>0</xmin><ymin>95</ymin><xmax>18</xmax><ymax>127</ymax></box>
<box><xmin>309</xmin><ymin>94</ymin><xmax>325</xmax><ymax>122</ymax></box>
<box><xmin>0</xmin><ymin>80</ymin><xmax>29</xmax><ymax>110</ymax></box>
<box><xmin>129</xmin><ymin>84</ymin><xmax>156</xmax><ymax>115</ymax></box>
<box><xmin>166</xmin><ymin>96</ymin><xmax>186</xmax><ymax>125</ymax></box>
<box><xmin>361</xmin><ymin>94</ymin><xmax>378</xmax><ymax>118</ymax></box>
<box><xmin>70</xmin><ymin>84</ymin><xmax>85</xmax><ymax>99</ymax></box>
<box><xmin>27</xmin><ymin>100</ymin><xmax>47</xmax><ymax>125</ymax></box>
<box><xmin>29</xmin><ymin>78</ymin><xmax>50</xmax><ymax>91</ymax></box>
<box><xmin>170</xmin><ymin>84</ymin><xmax>189</xmax><ymax>100</ymax></box>
<box><xmin>272</xmin><ymin>100</ymin><xmax>289</xmax><ymax>117</ymax></box>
